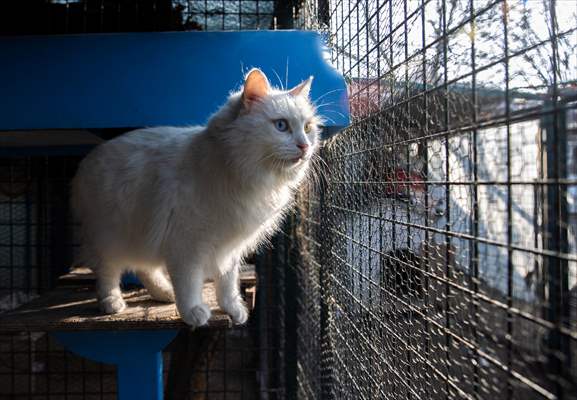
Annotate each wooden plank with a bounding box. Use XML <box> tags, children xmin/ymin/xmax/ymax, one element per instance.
<box><xmin>0</xmin><ymin>272</ymin><xmax>256</xmax><ymax>332</ymax></box>
<box><xmin>58</xmin><ymin>267</ymin><xmax>95</xmax><ymax>286</ymax></box>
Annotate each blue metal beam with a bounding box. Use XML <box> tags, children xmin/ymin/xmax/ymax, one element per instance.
<box><xmin>0</xmin><ymin>31</ymin><xmax>349</xmax><ymax>137</ymax></box>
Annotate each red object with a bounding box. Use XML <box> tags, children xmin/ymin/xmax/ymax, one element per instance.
<box><xmin>384</xmin><ymin>169</ymin><xmax>425</xmax><ymax>197</ymax></box>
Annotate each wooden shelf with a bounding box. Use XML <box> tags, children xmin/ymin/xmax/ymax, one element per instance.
<box><xmin>0</xmin><ymin>267</ymin><xmax>257</xmax><ymax>332</ymax></box>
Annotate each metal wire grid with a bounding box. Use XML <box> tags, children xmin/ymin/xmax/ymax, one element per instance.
<box><xmin>0</xmin><ymin>1</ymin><xmax>293</xmax><ymax>399</ymax></box>
<box><xmin>0</xmin><ymin>0</ymin><xmax>281</xmax><ymax>35</ymax></box>
<box><xmin>0</xmin><ymin>157</ymin><xmax>119</xmax><ymax>400</ymax></box>
<box><xmin>174</xmin><ymin>0</ymin><xmax>276</xmax><ymax>30</ymax></box>
<box><xmin>286</xmin><ymin>0</ymin><xmax>577</xmax><ymax>399</ymax></box>
<box><xmin>0</xmin><ymin>154</ymin><xmax>285</xmax><ymax>399</ymax></box>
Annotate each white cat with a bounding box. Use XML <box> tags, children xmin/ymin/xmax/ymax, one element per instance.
<box><xmin>71</xmin><ymin>69</ymin><xmax>320</xmax><ymax>327</ymax></box>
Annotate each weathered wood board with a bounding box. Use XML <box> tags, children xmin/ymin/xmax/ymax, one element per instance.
<box><xmin>0</xmin><ymin>267</ymin><xmax>256</xmax><ymax>332</ymax></box>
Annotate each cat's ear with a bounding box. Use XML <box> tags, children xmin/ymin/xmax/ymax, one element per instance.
<box><xmin>242</xmin><ymin>69</ymin><xmax>270</xmax><ymax>108</ymax></box>
<box><xmin>289</xmin><ymin>76</ymin><xmax>314</xmax><ymax>98</ymax></box>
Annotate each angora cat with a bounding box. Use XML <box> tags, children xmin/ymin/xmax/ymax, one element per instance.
<box><xmin>72</xmin><ymin>69</ymin><xmax>320</xmax><ymax>327</ymax></box>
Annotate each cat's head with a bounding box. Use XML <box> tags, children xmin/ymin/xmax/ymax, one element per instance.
<box><xmin>209</xmin><ymin>69</ymin><xmax>322</xmax><ymax>180</ymax></box>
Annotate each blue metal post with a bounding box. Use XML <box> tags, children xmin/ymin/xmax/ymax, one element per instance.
<box><xmin>117</xmin><ymin>351</ymin><xmax>164</xmax><ymax>400</ymax></box>
<box><xmin>53</xmin><ymin>330</ymin><xmax>178</xmax><ymax>400</ymax></box>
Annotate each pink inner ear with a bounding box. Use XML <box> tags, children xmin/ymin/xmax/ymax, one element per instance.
<box><xmin>243</xmin><ymin>69</ymin><xmax>270</xmax><ymax>106</ymax></box>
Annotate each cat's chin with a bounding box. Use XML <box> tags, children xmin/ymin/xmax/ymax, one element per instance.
<box><xmin>283</xmin><ymin>157</ymin><xmax>309</xmax><ymax>170</ymax></box>
<box><xmin>288</xmin><ymin>157</ymin><xmax>304</xmax><ymax>165</ymax></box>
<box><xmin>267</xmin><ymin>157</ymin><xmax>307</xmax><ymax>176</ymax></box>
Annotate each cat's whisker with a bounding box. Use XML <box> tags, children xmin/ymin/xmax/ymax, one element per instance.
<box><xmin>315</xmin><ymin>107</ymin><xmax>346</xmax><ymax>118</ymax></box>
<box><xmin>313</xmin><ymin>152</ymin><xmax>330</xmax><ymax>173</ymax></box>
<box><xmin>304</xmin><ymin>156</ymin><xmax>326</xmax><ymax>191</ymax></box>
<box><xmin>309</xmin><ymin>163</ymin><xmax>323</xmax><ymax>190</ymax></box>
<box><xmin>313</xmin><ymin>103</ymin><xmax>337</xmax><ymax>111</ymax></box>
<box><xmin>312</xmin><ymin>99</ymin><xmax>337</xmax><ymax>110</ymax></box>
<box><xmin>313</xmin><ymin>98</ymin><xmax>337</xmax><ymax>106</ymax></box>
<box><xmin>312</xmin><ymin>156</ymin><xmax>330</xmax><ymax>185</ymax></box>
<box><xmin>320</xmin><ymin>115</ymin><xmax>337</xmax><ymax>125</ymax></box>
<box><xmin>314</xmin><ymin>88</ymin><xmax>344</xmax><ymax>104</ymax></box>
<box><xmin>318</xmin><ymin>109</ymin><xmax>346</xmax><ymax>121</ymax></box>
<box><xmin>271</xmin><ymin>69</ymin><xmax>285</xmax><ymax>91</ymax></box>
<box><xmin>285</xmin><ymin>58</ymin><xmax>289</xmax><ymax>90</ymax></box>
<box><xmin>258</xmin><ymin>152</ymin><xmax>279</xmax><ymax>164</ymax></box>
<box><xmin>313</xmin><ymin>106</ymin><xmax>338</xmax><ymax>117</ymax></box>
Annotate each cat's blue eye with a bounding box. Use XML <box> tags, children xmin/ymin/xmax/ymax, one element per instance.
<box><xmin>274</xmin><ymin>119</ymin><xmax>289</xmax><ymax>132</ymax></box>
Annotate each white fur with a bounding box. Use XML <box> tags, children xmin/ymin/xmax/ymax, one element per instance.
<box><xmin>71</xmin><ymin>70</ymin><xmax>320</xmax><ymax>327</ymax></box>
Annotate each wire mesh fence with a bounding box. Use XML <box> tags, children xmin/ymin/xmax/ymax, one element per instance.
<box><xmin>1</xmin><ymin>0</ymin><xmax>576</xmax><ymax>399</ymax></box>
<box><xmin>0</xmin><ymin>0</ymin><xmax>283</xmax><ymax>34</ymax></box>
<box><xmin>286</xmin><ymin>0</ymin><xmax>577</xmax><ymax>399</ymax></box>
<box><xmin>0</xmin><ymin>1</ymin><xmax>292</xmax><ymax>399</ymax></box>
<box><xmin>0</xmin><ymin>137</ymin><xmax>285</xmax><ymax>398</ymax></box>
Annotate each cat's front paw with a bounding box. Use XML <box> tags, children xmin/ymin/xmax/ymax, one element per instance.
<box><xmin>220</xmin><ymin>299</ymin><xmax>249</xmax><ymax>325</ymax></box>
<box><xmin>181</xmin><ymin>304</ymin><xmax>211</xmax><ymax>328</ymax></box>
<box><xmin>100</xmin><ymin>295</ymin><xmax>127</xmax><ymax>314</ymax></box>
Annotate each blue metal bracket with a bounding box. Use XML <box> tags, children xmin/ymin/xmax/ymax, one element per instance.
<box><xmin>53</xmin><ymin>330</ymin><xmax>178</xmax><ymax>400</ymax></box>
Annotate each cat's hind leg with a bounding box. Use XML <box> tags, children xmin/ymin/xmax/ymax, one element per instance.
<box><xmin>136</xmin><ymin>268</ymin><xmax>175</xmax><ymax>303</ymax></box>
<box><xmin>215</xmin><ymin>265</ymin><xmax>248</xmax><ymax>325</ymax></box>
<box><xmin>96</xmin><ymin>262</ymin><xmax>126</xmax><ymax>314</ymax></box>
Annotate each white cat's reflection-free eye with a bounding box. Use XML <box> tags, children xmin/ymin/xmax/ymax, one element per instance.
<box><xmin>274</xmin><ymin>119</ymin><xmax>289</xmax><ymax>132</ymax></box>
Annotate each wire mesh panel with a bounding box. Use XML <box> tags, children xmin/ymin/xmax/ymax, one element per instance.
<box><xmin>0</xmin><ymin>1</ymin><xmax>292</xmax><ymax>399</ymax></box>
<box><xmin>0</xmin><ymin>0</ymin><xmax>281</xmax><ymax>34</ymax></box>
<box><xmin>288</xmin><ymin>0</ymin><xmax>577</xmax><ymax>399</ymax></box>
<box><xmin>0</xmin><ymin>157</ymin><xmax>120</xmax><ymax>399</ymax></box>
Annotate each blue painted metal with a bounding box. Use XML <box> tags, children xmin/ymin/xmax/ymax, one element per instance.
<box><xmin>0</xmin><ymin>145</ymin><xmax>95</xmax><ymax>157</ymax></box>
<box><xmin>53</xmin><ymin>330</ymin><xmax>178</xmax><ymax>400</ymax></box>
<box><xmin>121</xmin><ymin>271</ymin><xmax>141</xmax><ymax>287</ymax></box>
<box><xmin>0</xmin><ymin>31</ymin><xmax>349</xmax><ymax>136</ymax></box>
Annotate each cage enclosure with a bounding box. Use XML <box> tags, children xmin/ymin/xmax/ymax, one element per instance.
<box><xmin>1</xmin><ymin>1</ymin><xmax>577</xmax><ymax>400</ymax></box>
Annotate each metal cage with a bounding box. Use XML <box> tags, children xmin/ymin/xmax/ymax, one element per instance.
<box><xmin>286</xmin><ymin>0</ymin><xmax>577</xmax><ymax>399</ymax></box>
<box><xmin>1</xmin><ymin>1</ymin><xmax>576</xmax><ymax>399</ymax></box>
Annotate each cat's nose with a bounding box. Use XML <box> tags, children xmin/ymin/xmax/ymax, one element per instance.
<box><xmin>297</xmin><ymin>143</ymin><xmax>309</xmax><ymax>154</ymax></box>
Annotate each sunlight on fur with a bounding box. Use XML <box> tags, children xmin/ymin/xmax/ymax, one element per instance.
<box><xmin>71</xmin><ymin>68</ymin><xmax>322</xmax><ymax>327</ymax></box>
